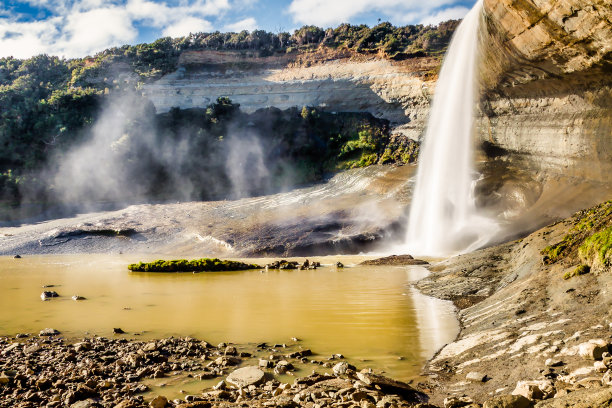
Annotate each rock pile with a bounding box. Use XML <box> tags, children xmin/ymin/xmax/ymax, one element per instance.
<box><xmin>0</xmin><ymin>334</ymin><xmax>428</xmax><ymax>408</ymax></box>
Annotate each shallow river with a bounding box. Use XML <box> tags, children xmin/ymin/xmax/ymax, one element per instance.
<box><xmin>0</xmin><ymin>254</ymin><xmax>458</xmax><ymax>385</ymax></box>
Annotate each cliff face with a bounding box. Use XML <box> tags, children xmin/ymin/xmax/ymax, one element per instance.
<box><xmin>478</xmin><ymin>0</ymin><xmax>612</xmax><ymax>182</ymax></box>
<box><xmin>143</xmin><ymin>51</ymin><xmax>436</xmax><ymax>141</ymax></box>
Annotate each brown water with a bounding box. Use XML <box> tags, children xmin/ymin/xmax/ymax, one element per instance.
<box><xmin>0</xmin><ymin>254</ymin><xmax>457</xmax><ymax>383</ymax></box>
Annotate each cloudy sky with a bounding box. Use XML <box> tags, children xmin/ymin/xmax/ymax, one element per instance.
<box><xmin>0</xmin><ymin>0</ymin><xmax>478</xmax><ymax>59</ymax></box>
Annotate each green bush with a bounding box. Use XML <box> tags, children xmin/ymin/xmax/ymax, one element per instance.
<box><xmin>128</xmin><ymin>258</ymin><xmax>260</xmax><ymax>272</ymax></box>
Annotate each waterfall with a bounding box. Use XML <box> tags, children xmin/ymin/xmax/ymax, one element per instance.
<box><xmin>402</xmin><ymin>0</ymin><xmax>497</xmax><ymax>256</ymax></box>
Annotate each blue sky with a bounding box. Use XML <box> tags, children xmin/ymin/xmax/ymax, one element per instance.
<box><xmin>0</xmin><ymin>0</ymin><xmax>477</xmax><ymax>59</ymax></box>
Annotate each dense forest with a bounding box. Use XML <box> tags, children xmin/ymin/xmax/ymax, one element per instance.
<box><xmin>0</xmin><ymin>20</ymin><xmax>458</xmax><ymax>212</ymax></box>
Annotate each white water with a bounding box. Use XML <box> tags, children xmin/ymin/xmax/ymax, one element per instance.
<box><xmin>402</xmin><ymin>0</ymin><xmax>497</xmax><ymax>256</ymax></box>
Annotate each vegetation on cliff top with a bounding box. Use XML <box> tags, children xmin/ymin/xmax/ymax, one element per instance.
<box><xmin>542</xmin><ymin>200</ymin><xmax>612</xmax><ymax>276</ymax></box>
<box><xmin>128</xmin><ymin>258</ymin><xmax>261</xmax><ymax>272</ymax></box>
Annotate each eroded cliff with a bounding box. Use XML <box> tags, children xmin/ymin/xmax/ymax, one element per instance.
<box><xmin>478</xmin><ymin>0</ymin><xmax>612</xmax><ymax>182</ymax></box>
<box><xmin>143</xmin><ymin>50</ymin><xmax>437</xmax><ymax>141</ymax></box>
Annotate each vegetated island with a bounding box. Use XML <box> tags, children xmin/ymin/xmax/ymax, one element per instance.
<box><xmin>127</xmin><ymin>258</ymin><xmax>260</xmax><ymax>272</ymax></box>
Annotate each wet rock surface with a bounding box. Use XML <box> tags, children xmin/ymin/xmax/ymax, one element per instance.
<box><xmin>418</xmin><ymin>204</ymin><xmax>612</xmax><ymax>407</ymax></box>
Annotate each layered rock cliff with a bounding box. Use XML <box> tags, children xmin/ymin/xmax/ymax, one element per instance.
<box><xmin>478</xmin><ymin>0</ymin><xmax>612</xmax><ymax>182</ymax></box>
<box><xmin>143</xmin><ymin>51</ymin><xmax>436</xmax><ymax>141</ymax></box>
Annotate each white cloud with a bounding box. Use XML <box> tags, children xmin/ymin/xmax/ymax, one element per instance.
<box><xmin>224</xmin><ymin>17</ymin><xmax>257</xmax><ymax>32</ymax></box>
<box><xmin>162</xmin><ymin>16</ymin><xmax>213</xmax><ymax>37</ymax></box>
<box><xmin>419</xmin><ymin>6</ymin><xmax>469</xmax><ymax>25</ymax></box>
<box><xmin>0</xmin><ymin>18</ymin><xmax>62</xmax><ymax>58</ymax></box>
<box><xmin>59</xmin><ymin>8</ymin><xmax>138</xmax><ymax>55</ymax></box>
<box><xmin>0</xmin><ymin>0</ymin><xmax>232</xmax><ymax>58</ymax></box>
<box><xmin>287</xmin><ymin>0</ymin><xmax>465</xmax><ymax>27</ymax></box>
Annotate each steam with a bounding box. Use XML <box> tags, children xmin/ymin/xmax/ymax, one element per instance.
<box><xmin>225</xmin><ymin>132</ymin><xmax>270</xmax><ymax>199</ymax></box>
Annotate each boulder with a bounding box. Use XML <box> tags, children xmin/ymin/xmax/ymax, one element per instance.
<box><xmin>483</xmin><ymin>395</ymin><xmax>532</xmax><ymax>408</ymax></box>
<box><xmin>224</xmin><ymin>345</ymin><xmax>237</xmax><ymax>356</ymax></box>
<box><xmin>444</xmin><ymin>396</ymin><xmax>476</xmax><ymax>408</ymax></box>
<box><xmin>149</xmin><ymin>395</ymin><xmax>168</xmax><ymax>408</ymax></box>
<box><xmin>226</xmin><ymin>366</ymin><xmax>265</xmax><ymax>388</ymax></box>
<box><xmin>578</xmin><ymin>339</ymin><xmax>609</xmax><ymax>360</ymax></box>
<box><xmin>356</xmin><ymin>371</ymin><xmax>427</xmax><ymax>402</ymax></box>
<box><xmin>512</xmin><ymin>380</ymin><xmax>554</xmax><ymax>400</ymax></box>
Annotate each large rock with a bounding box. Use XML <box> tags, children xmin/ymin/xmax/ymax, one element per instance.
<box><xmin>533</xmin><ymin>387</ymin><xmax>612</xmax><ymax>407</ymax></box>
<box><xmin>578</xmin><ymin>339</ymin><xmax>609</xmax><ymax>360</ymax></box>
<box><xmin>226</xmin><ymin>366</ymin><xmax>265</xmax><ymax>388</ymax></box>
<box><xmin>356</xmin><ymin>371</ymin><xmax>427</xmax><ymax>402</ymax></box>
<box><xmin>512</xmin><ymin>380</ymin><xmax>554</xmax><ymax>400</ymax></box>
<box><xmin>483</xmin><ymin>395</ymin><xmax>532</xmax><ymax>408</ymax></box>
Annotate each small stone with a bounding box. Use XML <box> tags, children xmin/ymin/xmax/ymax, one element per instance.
<box><xmin>149</xmin><ymin>396</ymin><xmax>168</xmax><ymax>408</ymax></box>
<box><xmin>72</xmin><ymin>295</ymin><xmax>86</xmax><ymax>301</ymax></box>
<box><xmin>113</xmin><ymin>328</ymin><xmax>126</xmax><ymax>334</ymax></box>
<box><xmin>224</xmin><ymin>346</ymin><xmax>237</xmax><ymax>356</ymax></box>
<box><xmin>259</xmin><ymin>359</ymin><xmax>271</xmax><ymax>368</ymax></box>
<box><xmin>466</xmin><ymin>371</ymin><xmax>486</xmax><ymax>382</ymax></box>
<box><xmin>70</xmin><ymin>400</ymin><xmax>101</xmax><ymax>408</ymax></box>
<box><xmin>595</xmin><ymin>361</ymin><xmax>607</xmax><ymax>373</ymax></box>
<box><xmin>333</xmin><ymin>361</ymin><xmax>356</xmax><ymax>376</ymax></box>
<box><xmin>41</xmin><ymin>291</ymin><xmax>59</xmax><ymax>301</ymax></box>
<box><xmin>13</xmin><ymin>255</ymin><xmax>21</xmax><ymax>259</ymax></box>
<box><xmin>39</xmin><ymin>328</ymin><xmax>60</xmax><ymax>336</ymax></box>
<box><xmin>602</xmin><ymin>370</ymin><xmax>612</xmax><ymax>386</ymax></box>
<box><xmin>351</xmin><ymin>391</ymin><xmax>370</xmax><ymax>402</ymax></box>
<box><xmin>274</xmin><ymin>360</ymin><xmax>293</xmax><ymax>374</ymax></box>
<box><xmin>336</xmin><ymin>262</ymin><xmax>344</xmax><ymax>268</ymax></box>
<box><xmin>544</xmin><ymin>358</ymin><xmax>563</xmax><ymax>367</ymax></box>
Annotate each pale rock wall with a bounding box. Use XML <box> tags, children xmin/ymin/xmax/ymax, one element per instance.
<box><xmin>142</xmin><ymin>57</ymin><xmax>433</xmax><ymax>140</ymax></box>
<box><xmin>478</xmin><ymin>0</ymin><xmax>612</xmax><ymax>183</ymax></box>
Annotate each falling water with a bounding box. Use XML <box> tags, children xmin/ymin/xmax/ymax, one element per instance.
<box><xmin>403</xmin><ymin>0</ymin><xmax>497</xmax><ymax>256</ymax></box>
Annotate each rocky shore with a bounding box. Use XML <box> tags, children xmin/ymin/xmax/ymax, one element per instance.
<box><xmin>0</xmin><ymin>334</ymin><xmax>429</xmax><ymax>408</ymax></box>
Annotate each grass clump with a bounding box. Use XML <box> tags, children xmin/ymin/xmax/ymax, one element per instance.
<box><xmin>541</xmin><ymin>200</ymin><xmax>612</xmax><ymax>265</ymax></box>
<box><xmin>563</xmin><ymin>264</ymin><xmax>591</xmax><ymax>280</ymax></box>
<box><xmin>128</xmin><ymin>258</ymin><xmax>260</xmax><ymax>272</ymax></box>
<box><xmin>579</xmin><ymin>226</ymin><xmax>612</xmax><ymax>267</ymax></box>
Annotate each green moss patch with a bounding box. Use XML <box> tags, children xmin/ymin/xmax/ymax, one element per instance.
<box><xmin>563</xmin><ymin>264</ymin><xmax>591</xmax><ymax>280</ymax></box>
<box><xmin>579</xmin><ymin>226</ymin><xmax>612</xmax><ymax>267</ymax></box>
<box><xmin>540</xmin><ymin>201</ymin><xmax>612</xmax><ymax>277</ymax></box>
<box><xmin>128</xmin><ymin>258</ymin><xmax>260</xmax><ymax>272</ymax></box>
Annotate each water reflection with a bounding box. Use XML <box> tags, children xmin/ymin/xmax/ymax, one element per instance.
<box><xmin>0</xmin><ymin>255</ymin><xmax>458</xmax><ymax>380</ymax></box>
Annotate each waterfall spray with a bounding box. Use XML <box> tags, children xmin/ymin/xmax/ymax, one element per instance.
<box><xmin>403</xmin><ymin>0</ymin><xmax>497</xmax><ymax>256</ymax></box>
